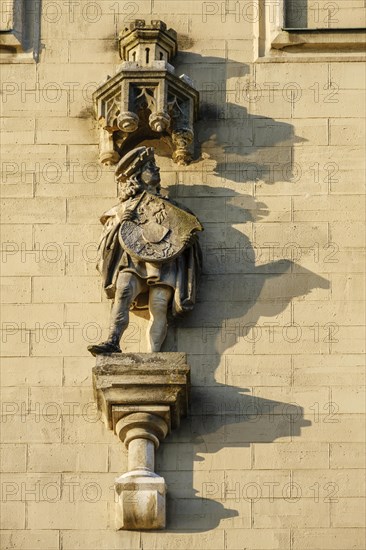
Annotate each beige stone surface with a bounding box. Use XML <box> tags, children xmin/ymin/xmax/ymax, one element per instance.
<box><xmin>0</xmin><ymin>503</ymin><xmax>25</xmax><ymax>529</ymax></box>
<box><xmin>27</xmin><ymin>443</ymin><xmax>108</xmax><ymax>473</ymax></box>
<box><xmin>225</xmin><ymin>528</ymin><xmax>290</xmax><ymax>549</ymax></box>
<box><xmin>0</xmin><ymin>357</ymin><xmax>63</xmax><ymax>386</ymax></box>
<box><xmin>0</xmin><ymin>530</ymin><xmax>59</xmax><ymax>550</ymax></box>
<box><xmin>0</xmin><ymin>444</ymin><xmax>27</xmax><ymax>472</ymax></box>
<box><xmin>292</xmin><ymin>528</ymin><xmax>366</xmax><ymax>549</ymax></box>
<box><xmin>330</xmin><ymin>442</ymin><xmax>366</xmax><ymax>469</ymax></box>
<box><xmin>61</xmin><ymin>530</ymin><xmax>141</xmax><ymax>549</ymax></box>
<box><xmin>0</xmin><ymin>277</ymin><xmax>31</xmax><ymax>303</ymax></box>
<box><xmin>0</xmin><ymin>2</ymin><xmax>365</xmax><ymax>547</ymax></box>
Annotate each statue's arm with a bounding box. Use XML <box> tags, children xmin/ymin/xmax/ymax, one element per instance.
<box><xmin>97</xmin><ymin>198</ymin><xmax>137</xmax><ymax>259</ymax></box>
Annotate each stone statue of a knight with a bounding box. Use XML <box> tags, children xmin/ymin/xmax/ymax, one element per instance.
<box><xmin>88</xmin><ymin>146</ymin><xmax>203</xmax><ymax>356</ymax></box>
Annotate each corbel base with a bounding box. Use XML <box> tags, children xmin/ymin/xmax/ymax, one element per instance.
<box><xmin>92</xmin><ymin>353</ymin><xmax>190</xmax><ymax>530</ymax></box>
<box><xmin>115</xmin><ymin>471</ymin><xmax>166</xmax><ymax>530</ymax></box>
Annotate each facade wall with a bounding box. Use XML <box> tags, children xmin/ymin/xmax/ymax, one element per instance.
<box><xmin>1</xmin><ymin>1</ymin><xmax>365</xmax><ymax>549</ymax></box>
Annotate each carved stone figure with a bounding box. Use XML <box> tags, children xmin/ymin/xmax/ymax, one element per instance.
<box><xmin>88</xmin><ymin>146</ymin><xmax>203</xmax><ymax>356</ymax></box>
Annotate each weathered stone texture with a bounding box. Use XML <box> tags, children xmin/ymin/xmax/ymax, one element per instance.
<box><xmin>1</xmin><ymin>0</ymin><xmax>365</xmax><ymax>548</ymax></box>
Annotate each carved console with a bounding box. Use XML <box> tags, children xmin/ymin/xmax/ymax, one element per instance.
<box><xmin>92</xmin><ymin>352</ymin><xmax>190</xmax><ymax>530</ymax></box>
<box><xmin>93</xmin><ymin>20</ymin><xmax>199</xmax><ymax>166</ymax></box>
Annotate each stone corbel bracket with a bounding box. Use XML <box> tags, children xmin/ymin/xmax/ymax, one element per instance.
<box><xmin>92</xmin><ymin>20</ymin><xmax>199</xmax><ymax>166</ymax></box>
<box><xmin>92</xmin><ymin>352</ymin><xmax>190</xmax><ymax>530</ymax></box>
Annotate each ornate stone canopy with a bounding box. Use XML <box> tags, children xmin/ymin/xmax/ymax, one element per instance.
<box><xmin>93</xmin><ymin>20</ymin><xmax>199</xmax><ymax>166</ymax></box>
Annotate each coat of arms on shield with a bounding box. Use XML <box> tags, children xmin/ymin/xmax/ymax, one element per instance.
<box><xmin>119</xmin><ymin>192</ymin><xmax>203</xmax><ymax>263</ymax></box>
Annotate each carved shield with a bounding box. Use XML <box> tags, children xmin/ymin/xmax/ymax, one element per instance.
<box><xmin>119</xmin><ymin>192</ymin><xmax>202</xmax><ymax>263</ymax></box>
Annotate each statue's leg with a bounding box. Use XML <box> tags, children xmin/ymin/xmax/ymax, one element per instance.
<box><xmin>88</xmin><ymin>272</ymin><xmax>145</xmax><ymax>355</ymax></box>
<box><xmin>147</xmin><ymin>285</ymin><xmax>173</xmax><ymax>352</ymax></box>
<box><xmin>107</xmin><ymin>271</ymin><xmax>145</xmax><ymax>347</ymax></box>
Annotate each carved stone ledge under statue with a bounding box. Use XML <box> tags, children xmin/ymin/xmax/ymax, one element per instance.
<box><xmin>92</xmin><ymin>352</ymin><xmax>190</xmax><ymax>530</ymax></box>
<box><xmin>93</xmin><ymin>20</ymin><xmax>199</xmax><ymax>166</ymax></box>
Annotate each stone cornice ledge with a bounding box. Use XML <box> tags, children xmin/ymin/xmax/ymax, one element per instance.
<box><xmin>0</xmin><ymin>31</ymin><xmax>34</xmax><ymax>63</ymax></box>
<box><xmin>272</xmin><ymin>29</ymin><xmax>366</xmax><ymax>52</ymax></box>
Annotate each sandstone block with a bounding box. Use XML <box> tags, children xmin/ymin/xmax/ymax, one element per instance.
<box><xmin>292</xmin><ymin>527</ymin><xmax>366</xmax><ymax>549</ymax></box>
<box><xmin>61</xmin><ymin>529</ymin><xmax>140</xmax><ymax>549</ymax></box>
<box><xmin>254</xmin><ymin>442</ymin><xmax>329</xmax><ymax>470</ymax></box>
<box><xmin>27</xmin><ymin>501</ymin><xmax>109</xmax><ymax>529</ymax></box>
<box><xmin>28</xmin><ymin>443</ymin><xmax>108</xmax><ymax>473</ymax></box>
<box><xmin>0</xmin><ymin>502</ymin><xmax>26</xmax><ymax>529</ymax></box>
<box><xmin>0</xmin><ymin>530</ymin><xmax>59</xmax><ymax>550</ymax></box>
<box><xmin>32</xmin><ymin>276</ymin><xmax>101</xmax><ymax>303</ymax></box>
<box><xmin>0</xmin><ymin>444</ymin><xmax>27</xmax><ymax>472</ymax></box>
<box><xmin>253</xmin><ymin>498</ymin><xmax>330</xmax><ymax>528</ymax></box>
<box><xmin>0</xmin><ymin>277</ymin><xmax>31</xmax><ymax>303</ymax></box>
<box><xmin>330</xmin><ymin>443</ymin><xmax>365</xmax><ymax>469</ymax></box>
<box><xmin>225</xmin><ymin>528</ymin><xmax>290</xmax><ymax>550</ymax></box>
<box><xmin>331</xmin><ymin>498</ymin><xmax>366</xmax><ymax>527</ymax></box>
<box><xmin>0</xmin><ymin>357</ymin><xmax>63</xmax><ymax>386</ymax></box>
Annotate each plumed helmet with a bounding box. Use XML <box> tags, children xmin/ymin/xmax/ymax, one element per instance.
<box><xmin>115</xmin><ymin>146</ymin><xmax>155</xmax><ymax>182</ymax></box>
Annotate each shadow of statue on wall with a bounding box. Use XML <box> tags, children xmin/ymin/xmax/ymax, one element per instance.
<box><xmin>132</xmin><ymin>155</ymin><xmax>329</xmax><ymax>532</ymax></box>
<box><xmin>139</xmin><ymin>52</ymin><xmax>307</xmax><ymax>187</ymax></box>
<box><xmin>129</xmin><ymin>52</ymin><xmax>330</xmax><ymax>532</ymax></box>
<box><xmin>176</xmin><ymin>52</ymin><xmax>307</xmax><ymax>187</ymax></box>
<box><xmin>154</xmin><ymin>185</ymin><xmax>329</xmax><ymax>531</ymax></box>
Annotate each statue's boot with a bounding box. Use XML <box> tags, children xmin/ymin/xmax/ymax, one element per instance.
<box><xmin>87</xmin><ymin>341</ymin><xmax>121</xmax><ymax>356</ymax></box>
